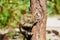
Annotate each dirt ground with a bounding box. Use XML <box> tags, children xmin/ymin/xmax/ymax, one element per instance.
<box><xmin>46</xmin><ymin>16</ymin><xmax>60</xmax><ymax>40</ymax></box>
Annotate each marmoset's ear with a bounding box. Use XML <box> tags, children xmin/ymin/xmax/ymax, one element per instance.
<box><xmin>20</xmin><ymin>9</ymin><xmax>26</xmax><ymax>15</ymax></box>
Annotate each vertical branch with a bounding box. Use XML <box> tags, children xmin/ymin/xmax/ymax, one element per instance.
<box><xmin>30</xmin><ymin>0</ymin><xmax>47</xmax><ymax>40</ymax></box>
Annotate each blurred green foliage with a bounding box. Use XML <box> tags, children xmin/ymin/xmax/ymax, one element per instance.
<box><xmin>47</xmin><ymin>0</ymin><xmax>60</xmax><ymax>16</ymax></box>
<box><xmin>6</xmin><ymin>31</ymin><xmax>15</xmax><ymax>37</ymax></box>
<box><xmin>0</xmin><ymin>0</ymin><xmax>30</xmax><ymax>29</ymax></box>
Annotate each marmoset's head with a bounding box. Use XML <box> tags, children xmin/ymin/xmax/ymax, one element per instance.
<box><xmin>20</xmin><ymin>14</ymin><xmax>36</xmax><ymax>27</ymax></box>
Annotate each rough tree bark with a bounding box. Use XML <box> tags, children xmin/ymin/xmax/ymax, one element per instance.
<box><xmin>30</xmin><ymin>0</ymin><xmax>47</xmax><ymax>40</ymax></box>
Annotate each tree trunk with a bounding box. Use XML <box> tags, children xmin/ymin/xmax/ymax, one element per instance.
<box><xmin>30</xmin><ymin>0</ymin><xmax>47</xmax><ymax>40</ymax></box>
